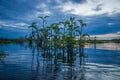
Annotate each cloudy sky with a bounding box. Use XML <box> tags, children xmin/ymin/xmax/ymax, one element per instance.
<box><xmin>0</xmin><ymin>0</ymin><xmax>120</xmax><ymax>39</ymax></box>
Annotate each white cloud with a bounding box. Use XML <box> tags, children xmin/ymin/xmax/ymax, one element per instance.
<box><xmin>35</xmin><ymin>10</ymin><xmax>51</xmax><ymax>16</ymax></box>
<box><xmin>107</xmin><ymin>23</ymin><xmax>115</xmax><ymax>26</ymax></box>
<box><xmin>0</xmin><ymin>21</ymin><xmax>29</xmax><ymax>29</ymax></box>
<box><xmin>42</xmin><ymin>10</ymin><xmax>51</xmax><ymax>15</ymax></box>
<box><xmin>117</xmin><ymin>32</ymin><xmax>120</xmax><ymax>35</ymax></box>
<box><xmin>29</xmin><ymin>10</ymin><xmax>51</xmax><ymax>19</ymax></box>
<box><xmin>26</xmin><ymin>3</ymin><xmax>51</xmax><ymax>20</ymax></box>
<box><xmin>36</xmin><ymin>3</ymin><xmax>47</xmax><ymax>9</ymax></box>
<box><xmin>57</xmin><ymin>0</ymin><xmax>120</xmax><ymax>16</ymax></box>
<box><xmin>36</xmin><ymin>3</ymin><xmax>51</xmax><ymax>16</ymax></box>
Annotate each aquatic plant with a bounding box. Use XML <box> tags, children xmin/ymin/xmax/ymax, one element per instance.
<box><xmin>28</xmin><ymin>16</ymin><xmax>89</xmax><ymax>66</ymax></box>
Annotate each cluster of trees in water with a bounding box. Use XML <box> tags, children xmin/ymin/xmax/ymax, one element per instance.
<box><xmin>28</xmin><ymin>16</ymin><xmax>89</xmax><ymax>60</ymax></box>
<box><xmin>29</xmin><ymin>16</ymin><xmax>88</xmax><ymax>79</ymax></box>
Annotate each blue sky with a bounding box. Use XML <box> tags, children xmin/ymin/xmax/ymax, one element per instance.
<box><xmin>0</xmin><ymin>0</ymin><xmax>120</xmax><ymax>39</ymax></box>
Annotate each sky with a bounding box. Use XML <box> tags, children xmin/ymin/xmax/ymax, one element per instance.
<box><xmin>0</xmin><ymin>0</ymin><xmax>120</xmax><ymax>39</ymax></box>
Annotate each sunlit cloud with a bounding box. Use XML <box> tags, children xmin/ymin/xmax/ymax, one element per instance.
<box><xmin>91</xmin><ymin>32</ymin><xmax>120</xmax><ymax>40</ymax></box>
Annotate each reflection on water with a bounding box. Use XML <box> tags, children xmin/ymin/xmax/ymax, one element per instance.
<box><xmin>85</xmin><ymin>43</ymin><xmax>120</xmax><ymax>50</ymax></box>
<box><xmin>0</xmin><ymin>50</ymin><xmax>8</xmax><ymax>63</ymax></box>
<box><xmin>0</xmin><ymin>43</ymin><xmax>120</xmax><ymax>80</ymax></box>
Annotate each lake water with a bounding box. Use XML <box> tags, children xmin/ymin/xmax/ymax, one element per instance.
<box><xmin>0</xmin><ymin>43</ymin><xmax>120</xmax><ymax>80</ymax></box>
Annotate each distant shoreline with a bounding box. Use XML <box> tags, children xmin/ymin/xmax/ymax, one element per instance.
<box><xmin>0</xmin><ymin>38</ymin><xmax>120</xmax><ymax>44</ymax></box>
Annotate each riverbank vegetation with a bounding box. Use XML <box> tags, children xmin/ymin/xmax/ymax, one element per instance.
<box><xmin>0</xmin><ymin>37</ymin><xmax>119</xmax><ymax>44</ymax></box>
<box><xmin>0</xmin><ymin>37</ymin><xmax>28</xmax><ymax>44</ymax></box>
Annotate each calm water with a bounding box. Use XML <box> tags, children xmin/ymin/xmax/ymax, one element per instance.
<box><xmin>0</xmin><ymin>43</ymin><xmax>120</xmax><ymax>80</ymax></box>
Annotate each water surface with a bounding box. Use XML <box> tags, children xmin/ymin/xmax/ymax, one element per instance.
<box><xmin>0</xmin><ymin>43</ymin><xmax>120</xmax><ymax>80</ymax></box>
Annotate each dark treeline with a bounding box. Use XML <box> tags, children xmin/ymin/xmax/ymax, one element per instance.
<box><xmin>0</xmin><ymin>37</ymin><xmax>28</xmax><ymax>44</ymax></box>
<box><xmin>0</xmin><ymin>37</ymin><xmax>119</xmax><ymax>44</ymax></box>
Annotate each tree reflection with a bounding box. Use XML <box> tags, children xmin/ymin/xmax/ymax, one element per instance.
<box><xmin>29</xmin><ymin>42</ymin><xmax>40</xmax><ymax>80</ymax></box>
<box><xmin>79</xmin><ymin>47</ymin><xmax>86</xmax><ymax>80</ymax></box>
<box><xmin>29</xmin><ymin>40</ymin><xmax>87</xmax><ymax>80</ymax></box>
<box><xmin>0</xmin><ymin>50</ymin><xmax>8</xmax><ymax>64</ymax></box>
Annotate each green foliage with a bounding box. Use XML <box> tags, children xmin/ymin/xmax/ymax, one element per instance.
<box><xmin>28</xmin><ymin>16</ymin><xmax>90</xmax><ymax>58</ymax></box>
<box><xmin>29</xmin><ymin>22</ymin><xmax>37</xmax><ymax>30</ymax></box>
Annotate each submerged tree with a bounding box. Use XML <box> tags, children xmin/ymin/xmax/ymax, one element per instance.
<box><xmin>38</xmin><ymin>16</ymin><xmax>49</xmax><ymax>54</ymax></box>
<box><xmin>27</xmin><ymin>16</ymin><xmax>90</xmax><ymax>80</ymax></box>
<box><xmin>28</xmin><ymin>16</ymin><xmax>89</xmax><ymax>65</ymax></box>
<box><xmin>77</xmin><ymin>19</ymin><xmax>89</xmax><ymax>57</ymax></box>
<box><xmin>28</xmin><ymin>22</ymin><xmax>37</xmax><ymax>47</ymax></box>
